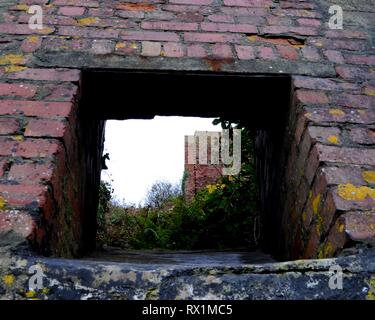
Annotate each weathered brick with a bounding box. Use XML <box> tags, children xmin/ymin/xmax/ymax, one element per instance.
<box><xmin>142</xmin><ymin>21</ymin><xmax>198</xmax><ymax>31</ymax></box>
<box><xmin>187</xmin><ymin>44</ymin><xmax>207</xmax><ymax>58</ymax></box>
<box><xmin>316</xmin><ymin>144</ymin><xmax>375</xmax><ymax>166</ymax></box>
<box><xmin>223</xmin><ymin>0</ymin><xmax>272</xmax><ymax>7</ymax></box>
<box><xmin>141</xmin><ymin>41</ymin><xmax>161</xmax><ymax>56</ymax></box>
<box><xmin>15</xmin><ymin>139</ymin><xmax>61</xmax><ymax>158</ymax></box>
<box><xmin>277</xmin><ymin>45</ymin><xmax>298</xmax><ymax>60</ymax></box>
<box><xmin>235</xmin><ymin>45</ymin><xmax>255</xmax><ymax>60</ymax></box>
<box><xmin>296</xmin><ymin>90</ymin><xmax>329</xmax><ymax>105</ymax></box>
<box><xmin>122</xmin><ymin>31</ymin><xmax>179</xmax><ymax>41</ymax></box>
<box><xmin>8</xmin><ymin>68</ymin><xmax>81</xmax><ymax>82</ymax></box>
<box><xmin>201</xmin><ymin>22</ymin><xmax>257</xmax><ymax>33</ymax></box>
<box><xmin>163</xmin><ymin>43</ymin><xmax>185</xmax><ymax>57</ymax></box>
<box><xmin>349</xmin><ymin>128</ymin><xmax>375</xmax><ymax>145</ymax></box>
<box><xmin>25</xmin><ymin>119</ymin><xmax>66</xmax><ymax>138</ymax></box>
<box><xmin>58</xmin><ymin>6</ymin><xmax>86</xmax><ymax>16</ymax></box>
<box><xmin>0</xmin><ymin>210</ymin><xmax>34</xmax><ymax>238</ymax></box>
<box><xmin>211</xmin><ymin>44</ymin><xmax>233</xmax><ymax>59</ymax></box>
<box><xmin>0</xmin><ymin>100</ymin><xmax>73</xmax><ymax>117</ymax></box>
<box><xmin>262</xmin><ymin>26</ymin><xmax>318</xmax><ymax>36</ymax></box>
<box><xmin>0</xmin><ymin>23</ymin><xmax>55</xmax><ymax>35</ymax></box>
<box><xmin>308</xmin><ymin>126</ymin><xmax>341</xmax><ymax>145</ymax></box>
<box><xmin>331</xmin><ymin>93</ymin><xmax>375</xmax><ymax>109</ymax></box>
<box><xmin>323</xmin><ymin>50</ymin><xmax>344</xmax><ymax>64</ymax></box>
<box><xmin>323</xmin><ymin>166</ymin><xmax>367</xmax><ymax>186</ymax></box>
<box><xmin>0</xmin><ymin>184</ymin><xmax>48</xmax><ymax>207</ymax></box>
<box><xmin>301</xmin><ymin>46</ymin><xmax>321</xmax><ymax>61</ymax></box>
<box><xmin>342</xmin><ymin>211</ymin><xmax>375</xmax><ymax>242</ymax></box>
<box><xmin>0</xmin><ymin>83</ymin><xmax>37</xmax><ymax>98</ymax></box>
<box><xmin>184</xmin><ymin>33</ymin><xmax>242</xmax><ymax>43</ymax></box>
<box><xmin>336</xmin><ymin>66</ymin><xmax>374</xmax><ymax>80</ymax></box>
<box><xmin>170</xmin><ymin>0</ymin><xmax>213</xmax><ymax>4</ymax></box>
<box><xmin>297</xmin><ymin>18</ymin><xmax>321</xmax><ymax>27</ymax></box>
<box><xmin>256</xmin><ymin>46</ymin><xmax>276</xmax><ymax>60</ymax></box>
<box><xmin>21</xmin><ymin>36</ymin><xmax>42</xmax><ymax>53</ymax></box>
<box><xmin>345</xmin><ymin>55</ymin><xmax>375</xmax><ymax>66</ymax></box>
<box><xmin>8</xmin><ymin>162</ymin><xmax>53</xmax><ymax>184</ymax></box>
<box><xmin>0</xmin><ymin>118</ymin><xmax>20</xmax><ymax>135</ymax></box>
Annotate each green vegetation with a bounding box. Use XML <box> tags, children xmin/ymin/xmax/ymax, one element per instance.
<box><xmin>97</xmin><ymin>120</ymin><xmax>260</xmax><ymax>250</ymax></box>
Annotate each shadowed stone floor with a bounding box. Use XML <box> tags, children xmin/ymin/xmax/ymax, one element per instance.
<box><xmin>83</xmin><ymin>247</ymin><xmax>276</xmax><ymax>266</ymax></box>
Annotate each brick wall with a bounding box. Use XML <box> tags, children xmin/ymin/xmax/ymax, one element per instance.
<box><xmin>184</xmin><ymin>133</ymin><xmax>223</xmax><ymax>200</ymax></box>
<box><xmin>0</xmin><ymin>0</ymin><xmax>374</xmax><ymax>258</ymax></box>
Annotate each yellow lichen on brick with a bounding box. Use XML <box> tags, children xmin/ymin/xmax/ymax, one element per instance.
<box><xmin>15</xmin><ymin>4</ymin><xmax>29</xmax><ymax>11</ymax></box>
<box><xmin>130</xmin><ymin>43</ymin><xmax>138</xmax><ymax>49</ymax></box>
<box><xmin>77</xmin><ymin>17</ymin><xmax>99</xmax><ymax>26</ymax></box>
<box><xmin>0</xmin><ymin>197</ymin><xmax>6</xmax><ymax>210</ymax></box>
<box><xmin>364</xmin><ymin>88</ymin><xmax>375</xmax><ymax>96</ymax></box>
<box><xmin>25</xmin><ymin>290</ymin><xmax>36</xmax><ymax>298</ymax></box>
<box><xmin>329</xmin><ymin>108</ymin><xmax>345</xmax><ymax>117</ymax></box>
<box><xmin>312</xmin><ymin>194</ymin><xmax>321</xmax><ymax>215</ymax></box>
<box><xmin>5</xmin><ymin>65</ymin><xmax>27</xmax><ymax>73</ymax></box>
<box><xmin>27</xmin><ymin>36</ymin><xmax>40</xmax><ymax>44</ymax></box>
<box><xmin>0</xmin><ymin>54</ymin><xmax>25</xmax><ymax>65</ymax></box>
<box><xmin>115</xmin><ymin>42</ymin><xmax>126</xmax><ymax>49</ymax></box>
<box><xmin>338</xmin><ymin>223</ymin><xmax>345</xmax><ymax>233</ymax></box>
<box><xmin>327</xmin><ymin>135</ymin><xmax>339</xmax><ymax>144</ymax></box>
<box><xmin>363</xmin><ymin>171</ymin><xmax>375</xmax><ymax>184</ymax></box>
<box><xmin>366</xmin><ymin>276</ymin><xmax>375</xmax><ymax>300</ymax></box>
<box><xmin>2</xmin><ymin>274</ymin><xmax>15</xmax><ymax>285</ymax></box>
<box><xmin>337</xmin><ymin>183</ymin><xmax>375</xmax><ymax>201</ymax></box>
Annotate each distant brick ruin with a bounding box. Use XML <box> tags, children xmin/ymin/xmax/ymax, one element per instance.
<box><xmin>184</xmin><ymin>132</ymin><xmax>224</xmax><ymax>200</ymax></box>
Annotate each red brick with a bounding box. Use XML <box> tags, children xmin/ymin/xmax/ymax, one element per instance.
<box><xmin>187</xmin><ymin>44</ymin><xmax>207</xmax><ymax>58</ymax></box>
<box><xmin>170</xmin><ymin>0</ymin><xmax>213</xmax><ymax>4</ymax></box>
<box><xmin>332</xmin><ymin>187</ymin><xmax>375</xmax><ymax>212</ymax></box>
<box><xmin>0</xmin><ymin>23</ymin><xmax>55</xmax><ymax>35</ymax></box>
<box><xmin>58</xmin><ymin>6</ymin><xmax>86</xmax><ymax>16</ymax></box>
<box><xmin>59</xmin><ymin>26</ymin><xmax>119</xmax><ymax>38</ymax></box>
<box><xmin>53</xmin><ymin>0</ymin><xmax>99</xmax><ymax>7</ymax></box>
<box><xmin>235</xmin><ymin>45</ymin><xmax>255</xmax><ymax>60</ymax></box>
<box><xmin>8</xmin><ymin>163</ymin><xmax>53</xmax><ymax>184</ymax></box>
<box><xmin>307</xmin><ymin>126</ymin><xmax>341</xmax><ymax>145</ymax></box>
<box><xmin>296</xmin><ymin>90</ymin><xmax>329</xmax><ymax>104</ymax></box>
<box><xmin>323</xmin><ymin>166</ymin><xmax>366</xmax><ymax>186</ymax></box>
<box><xmin>25</xmin><ymin>119</ymin><xmax>66</xmax><ymax>138</ymax></box>
<box><xmin>201</xmin><ymin>22</ymin><xmax>257</xmax><ymax>33</ymax></box>
<box><xmin>262</xmin><ymin>26</ymin><xmax>318</xmax><ymax>36</ymax></box>
<box><xmin>0</xmin><ymin>184</ymin><xmax>48</xmax><ymax>207</ymax></box>
<box><xmin>301</xmin><ymin>46</ymin><xmax>321</xmax><ymax>61</ymax></box>
<box><xmin>293</xmin><ymin>76</ymin><xmax>339</xmax><ymax>91</ymax></box>
<box><xmin>323</xmin><ymin>50</ymin><xmax>344</xmax><ymax>64</ymax></box>
<box><xmin>16</xmin><ymin>139</ymin><xmax>61</xmax><ymax>158</ymax></box>
<box><xmin>256</xmin><ymin>46</ymin><xmax>276</xmax><ymax>60</ymax></box>
<box><xmin>184</xmin><ymin>33</ymin><xmax>242</xmax><ymax>43</ymax></box>
<box><xmin>21</xmin><ymin>36</ymin><xmax>42</xmax><ymax>53</ymax></box>
<box><xmin>331</xmin><ymin>93</ymin><xmax>374</xmax><ymax>109</ymax></box>
<box><xmin>344</xmin><ymin>55</ymin><xmax>375</xmax><ymax>66</ymax></box>
<box><xmin>0</xmin><ymin>118</ymin><xmax>20</xmax><ymax>135</ymax></box>
<box><xmin>122</xmin><ymin>31</ymin><xmax>179</xmax><ymax>41</ymax></box>
<box><xmin>343</xmin><ymin>211</ymin><xmax>375</xmax><ymax>242</ymax></box>
<box><xmin>223</xmin><ymin>0</ymin><xmax>272</xmax><ymax>6</ymax></box>
<box><xmin>8</xmin><ymin>68</ymin><xmax>81</xmax><ymax>82</ymax></box>
<box><xmin>163</xmin><ymin>43</ymin><xmax>185</xmax><ymax>57</ymax></box>
<box><xmin>0</xmin><ymin>83</ymin><xmax>37</xmax><ymax>98</ymax></box>
<box><xmin>0</xmin><ymin>137</ymin><xmax>16</xmax><ymax>157</ymax></box>
<box><xmin>325</xmin><ymin>30</ymin><xmax>366</xmax><ymax>40</ymax></box>
<box><xmin>336</xmin><ymin>66</ymin><xmax>374</xmax><ymax>80</ymax></box>
<box><xmin>349</xmin><ymin>128</ymin><xmax>375</xmax><ymax>145</ymax></box>
<box><xmin>316</xmin><ymin>144</ymin><xmax>375</xmax><ymax>166</ymax></box>
<box><xmin>208</xmin><ymin>14</ymin><xmax>235</xmax><ymax>23</ymax></box>
<box><xmin>0</xmin><ymin>100</ymin><xmax>73</xmax><ymax>117</ymax></box>
<box><xmin>304</xmin><ymin>107</ymin><xmax>374</xmax><ymax>125</ymax></box>
<box><xmin>141</xmin><ymin>21</ymin><xmax>198</xmax><ymax>31</ymax></box>
<box><xmin>297</xmin><ymin>18</ymin><xmax>321</xmax><ymax>27</ymax></box>
<box><xmin>0</xmin><ymin>210</ymin><xmax>34</xmax><ymax>238</ymax></box>
<box><xmin>211</xmin><ymin>44</ymin><xmax>233</xmax><ymax>59</ymax></box>
<box><xmin>141</xmin><ymin>41</ymin><xmax>161</xmax><ymax>56</ymax></box>
<box><xmin>277</xmin><ymin>45</ymin><xmax>298</xmax><ymax>60</ymax></box>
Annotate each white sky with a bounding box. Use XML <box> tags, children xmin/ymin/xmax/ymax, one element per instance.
<box><xmin>101</xmin><ymin>117</ymin><xmax>218</xmax><ymax>205</ymax></box>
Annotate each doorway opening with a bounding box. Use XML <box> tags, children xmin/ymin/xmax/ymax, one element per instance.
<box><xmin>78</xmin><ymin>70</ymin><xmax>291</xmax><ymax>262</ymax></box>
